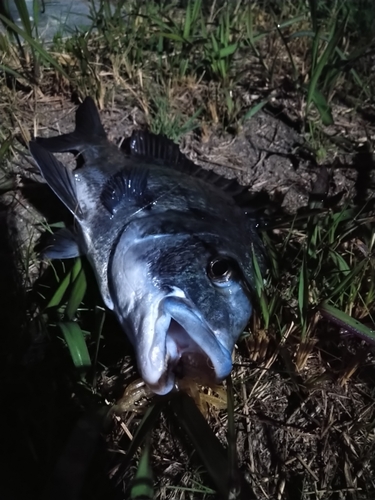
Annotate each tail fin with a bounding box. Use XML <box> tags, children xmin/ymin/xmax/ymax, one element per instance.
<box><xmin>35</xmin><ymin>97</ymin><xmax>107</xmax><ymax>153</ymax></box>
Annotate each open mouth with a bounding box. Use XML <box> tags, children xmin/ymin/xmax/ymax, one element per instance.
<box><xmin>141</xmin><ymin>296</ymin><xmax>232</xmax><ymax>395</ymax></box>
<box><xmin>166</xmin><ymin>319</ymin><xmax>216</xmax><ymax>379</ymax></box>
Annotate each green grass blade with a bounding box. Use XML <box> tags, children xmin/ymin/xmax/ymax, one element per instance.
<box><xmin>261</xmin><ymin>231</ymin><xmax>280</xmax><ymax>279</ymax></box>
<box><xmin>320</xmin><ymin>302</ymin><xmax>375</xmax><ymax>345</ymax></box>
<box><xmin>157</xmin><ymin>32</ymin><xmax>185</xmax><ymax>43</ymax></box>
<box><xmin>65</xmin><ymin>267</ymin><xmax>87</xmax><ymax>320</ymax></box>
<box><xmin>0</xmin><ymin>13</ymin><xmax>70</xmax><ymax>80</ymax></box>
<box><xmin>242</xmin><ymin>98</ymin><xmax>269</xmax><ymax>122</ymax></box>
<box><xmin>308</xmin><ymin>0</ymin><xmax>318</xmax><ymax>33</ymax></box>
<box><xmin>210</xmin><ymin>32</ymin><xmax>219</xmax><ymax>54</ymax></box>
<box><xmin>0</xmin><ymin>177</ymin><xmax>15</xmax><ymax>196</ymax></box>
<box><xmin>306</xmin><ymin>16</ymin><xmax>347</xmax><ymax>116</ymax></box>
<box><xmin>328</xmin><ymin>249</ymin><xmax>350</xmax><ymax>274</ymax></box>
<box><xmin>243</xmin><ymin>4</ymin><xmax>261</xmax><ymax>58</ymax></box>
<box><xmin>112</xmin><ymin>402</ymin><xmax>164</xmax><ymax>483</ymax></box>
<box><xmin>0</xmin><ymin>63</ymin><xmax>24</xmax><ymax>80</ymax></box>
<box><xmin>327</xmin><ymin>259</ymin><xmax>367</xmax><ymax>301</ymax></box>
<box><xmin>91</xmin><ymin>307</ymin><xmax>106</xmax><ymax>377</ymax></box>
<box><xmin>335</xmin><ymin>46</ymin><xmax>371</xmax><ymax>99</ymax></box>
<box><xmin>183</xmin><ymin>1</ymin><xmax>192</xmax><ymax>40</ymax></box>
<box><xmin>0</xmin><ymin>1</ymin><xmax>24</xmax><ymax>52</ymax></box>
<box><xmin>32</xmin><ymin>0</ymin><xmax>39</xmax><ymax>38</ymax></box>
<box><xmin>188</xmin><ymin>0</ymin><xmax>202</xmax><ymax>39</ymax></box>
<box><xmin>298</xmin><ymin>255</ymin><xmax>308</xmax><ymax>338</ymax></box>
<box><xmin>0</xmin><ymin>135</ymin><xmax>13</xmax><ymax>162</ymax></box>
<box><xmin>0</xmin><ymin>174</ymin><xmax>15</xmax><ymax>192</ymax></box>
<box><xmin>252</xmin><ymin>246</ymin><xmax>269</xmax><ymax>328</ymax></box>
<box><xmin>168</xmin><ymin>392</ymin><xmax>231</xmax><ymax>498</ymax></box>
<box><xmin>218</xmin><ymin>42</ymin><xmax>238</xmax><ymax>59</ymax></box>
<box><xmin>226</xmin><ymin>376</ymin><xmax>240</xmax><ymax>496</ymax></box>
<box><xmin>46</xmin><ymin>259</ymin><xmax>82</xmax><ymax>309</ymax></box>
<box><xmin>310</xmin><ymin>87</ymin><xmax>333</xmax><ymax>125</ymax></box>
<box><xmin>57</xmin><ymin>321</ymin><xmax>91</xmax><ymax>377</ymax></box>
<box><xmin>288</xmin><ymin>30</ymin><xmax>316</xmax><ymax>40</ymax></box>
<box><xmin>130</xmin><ymin>436</ymin><xmax>154</xmax><ymax>500</ymax></box>
<box><xmin>149</xmin><ymin>15</ymin><xmax>175</xmax><ymax>34</ymax></box>
<box><xmin>310</xmin><ymin>26</ymin><xmax>321</xmax><ymax>85</ymax></box>
<box><xmin>14</xmin><ymin>0</ymin><xmax>33</xmax><ymax>37</ymax></box>
<box><xmin>183</xmin><ymin>0</ymin><xmax>201</xmax><ymax>41</ymax></box>
<box><xmin>274</xmin><ymin>22</ymin><xmax>298</xmax><ymax>81</ymax></box>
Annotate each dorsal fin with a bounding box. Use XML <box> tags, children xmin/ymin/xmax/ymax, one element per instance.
<box><xmin>122</xmin><ymin>131</ymin><xmax>252</xmax><ymax>206</ymax></box>
<box><xmin>35</xmin><ymin>97</ymin><xmax>107</xmax><ymax>153</ymax></box>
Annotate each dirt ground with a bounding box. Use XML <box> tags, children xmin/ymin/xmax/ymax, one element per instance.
<box><xmin>1</xmin><ymin>92</ymin><xmax>375</xmax><ymax>499</ymax></box>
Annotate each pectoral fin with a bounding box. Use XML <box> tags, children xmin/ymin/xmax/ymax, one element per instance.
<box><xmin>29</xmin><ymin>141</ymin><xmax>83</xmax><ymax>218</ymax></box>
<box><xmin>100</xmin><ymin>167</ymin><xmax>150</xmax><ymax>215</ymax></box>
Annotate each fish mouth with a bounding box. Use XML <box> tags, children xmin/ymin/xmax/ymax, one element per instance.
<box><xmin>141</xmin><ymin>296</ymin><xmax>232</xmax><ymax>395</ymax></box>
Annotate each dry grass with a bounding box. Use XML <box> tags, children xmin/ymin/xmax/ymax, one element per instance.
<box><xmin>1</xmin><ymin>1</ymin><xmax>375</xmax><ymax>499</ymax></box>
<box><xmin>97</xmin><ymin>328</ymin><xmax>375</xmax><ymax>499</ymax></box>
<box><xmin>1</xmin><ymin>86</ymin><xmax>375</xmax><ymax>499</ymax></box>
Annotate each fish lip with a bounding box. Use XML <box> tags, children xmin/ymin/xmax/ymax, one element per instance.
<box><xmin>143</xmin><ymin>295</ymin><xmax>232</xmax><ymax>395</ymax></box>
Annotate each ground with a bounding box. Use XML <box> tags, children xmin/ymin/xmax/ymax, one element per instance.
<box><xmin>1</xmin><ymin>1</ymin><xmax>375</xmax><ymax>499</ymax></box>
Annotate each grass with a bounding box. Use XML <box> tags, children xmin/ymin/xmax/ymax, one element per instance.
<box><xmin>2</xmin><ymin>0</ymin><xmax>373</xmax><ymax>134</ymax></box>
<box><xmin>1</xmin><ymin>0</ymin><xmax>375</xmax><ymax>499</ymax></box>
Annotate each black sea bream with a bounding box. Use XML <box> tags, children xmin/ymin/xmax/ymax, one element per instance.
<box><xmin>29</xmin><ymin>97</ymin><xmax>265</xmax><ymax>395</ymax></box>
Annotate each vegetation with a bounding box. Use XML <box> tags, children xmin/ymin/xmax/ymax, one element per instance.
<box><xmin>0</xmin><ymin>0</ymin><xmax>374</xmax><ymax>499</ymax></box>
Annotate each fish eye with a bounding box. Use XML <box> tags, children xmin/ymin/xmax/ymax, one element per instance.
<box><xmin>208</xmin><ymin>257</ymin><xmax>234</xmax><ymax>282</ymax></box>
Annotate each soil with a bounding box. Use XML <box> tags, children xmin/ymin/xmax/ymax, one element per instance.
<box><xmin>1</xmin><ymin>92</ymin><xmax>375</xmax><ymax>500</ymax></box>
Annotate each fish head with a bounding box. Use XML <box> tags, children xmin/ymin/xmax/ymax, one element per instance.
<box><xmin>109</xmin><ymin>217</ymin><xmax>257</xmax><ymax>395</ymax></box>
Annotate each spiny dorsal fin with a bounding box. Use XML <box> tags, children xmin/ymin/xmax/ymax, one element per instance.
<box><xmin>123</xmin><ymin>130</ymin><xmax>252</xmax><ymax>206</ymax></box>
<box><xmin>35</xmin><ymin>96</ymin><xmax>107</xmax><ymax>153</ymax></box>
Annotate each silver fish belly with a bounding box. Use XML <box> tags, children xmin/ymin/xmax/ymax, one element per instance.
<box><xmin>29</xmin><ymin>97</ymin><xmax>265</xmax><ymax>395</ymax></box>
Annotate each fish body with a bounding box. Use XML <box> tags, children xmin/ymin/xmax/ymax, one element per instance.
<box><xmin>29</xmin><ymin>97</ymin><xmax>265</xmax><ymax>395</ymax></box>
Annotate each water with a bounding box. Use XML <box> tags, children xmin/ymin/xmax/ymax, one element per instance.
<box><xmin>1</xmin><ymin>0</ymin><xmax>102</xmax><ymax>41</ymax></box>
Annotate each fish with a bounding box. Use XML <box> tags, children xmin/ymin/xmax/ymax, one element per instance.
<box><xmin>29</xmin><ymin>97</ymin><xmax>265</xmax><ymax>395</ymax></box>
